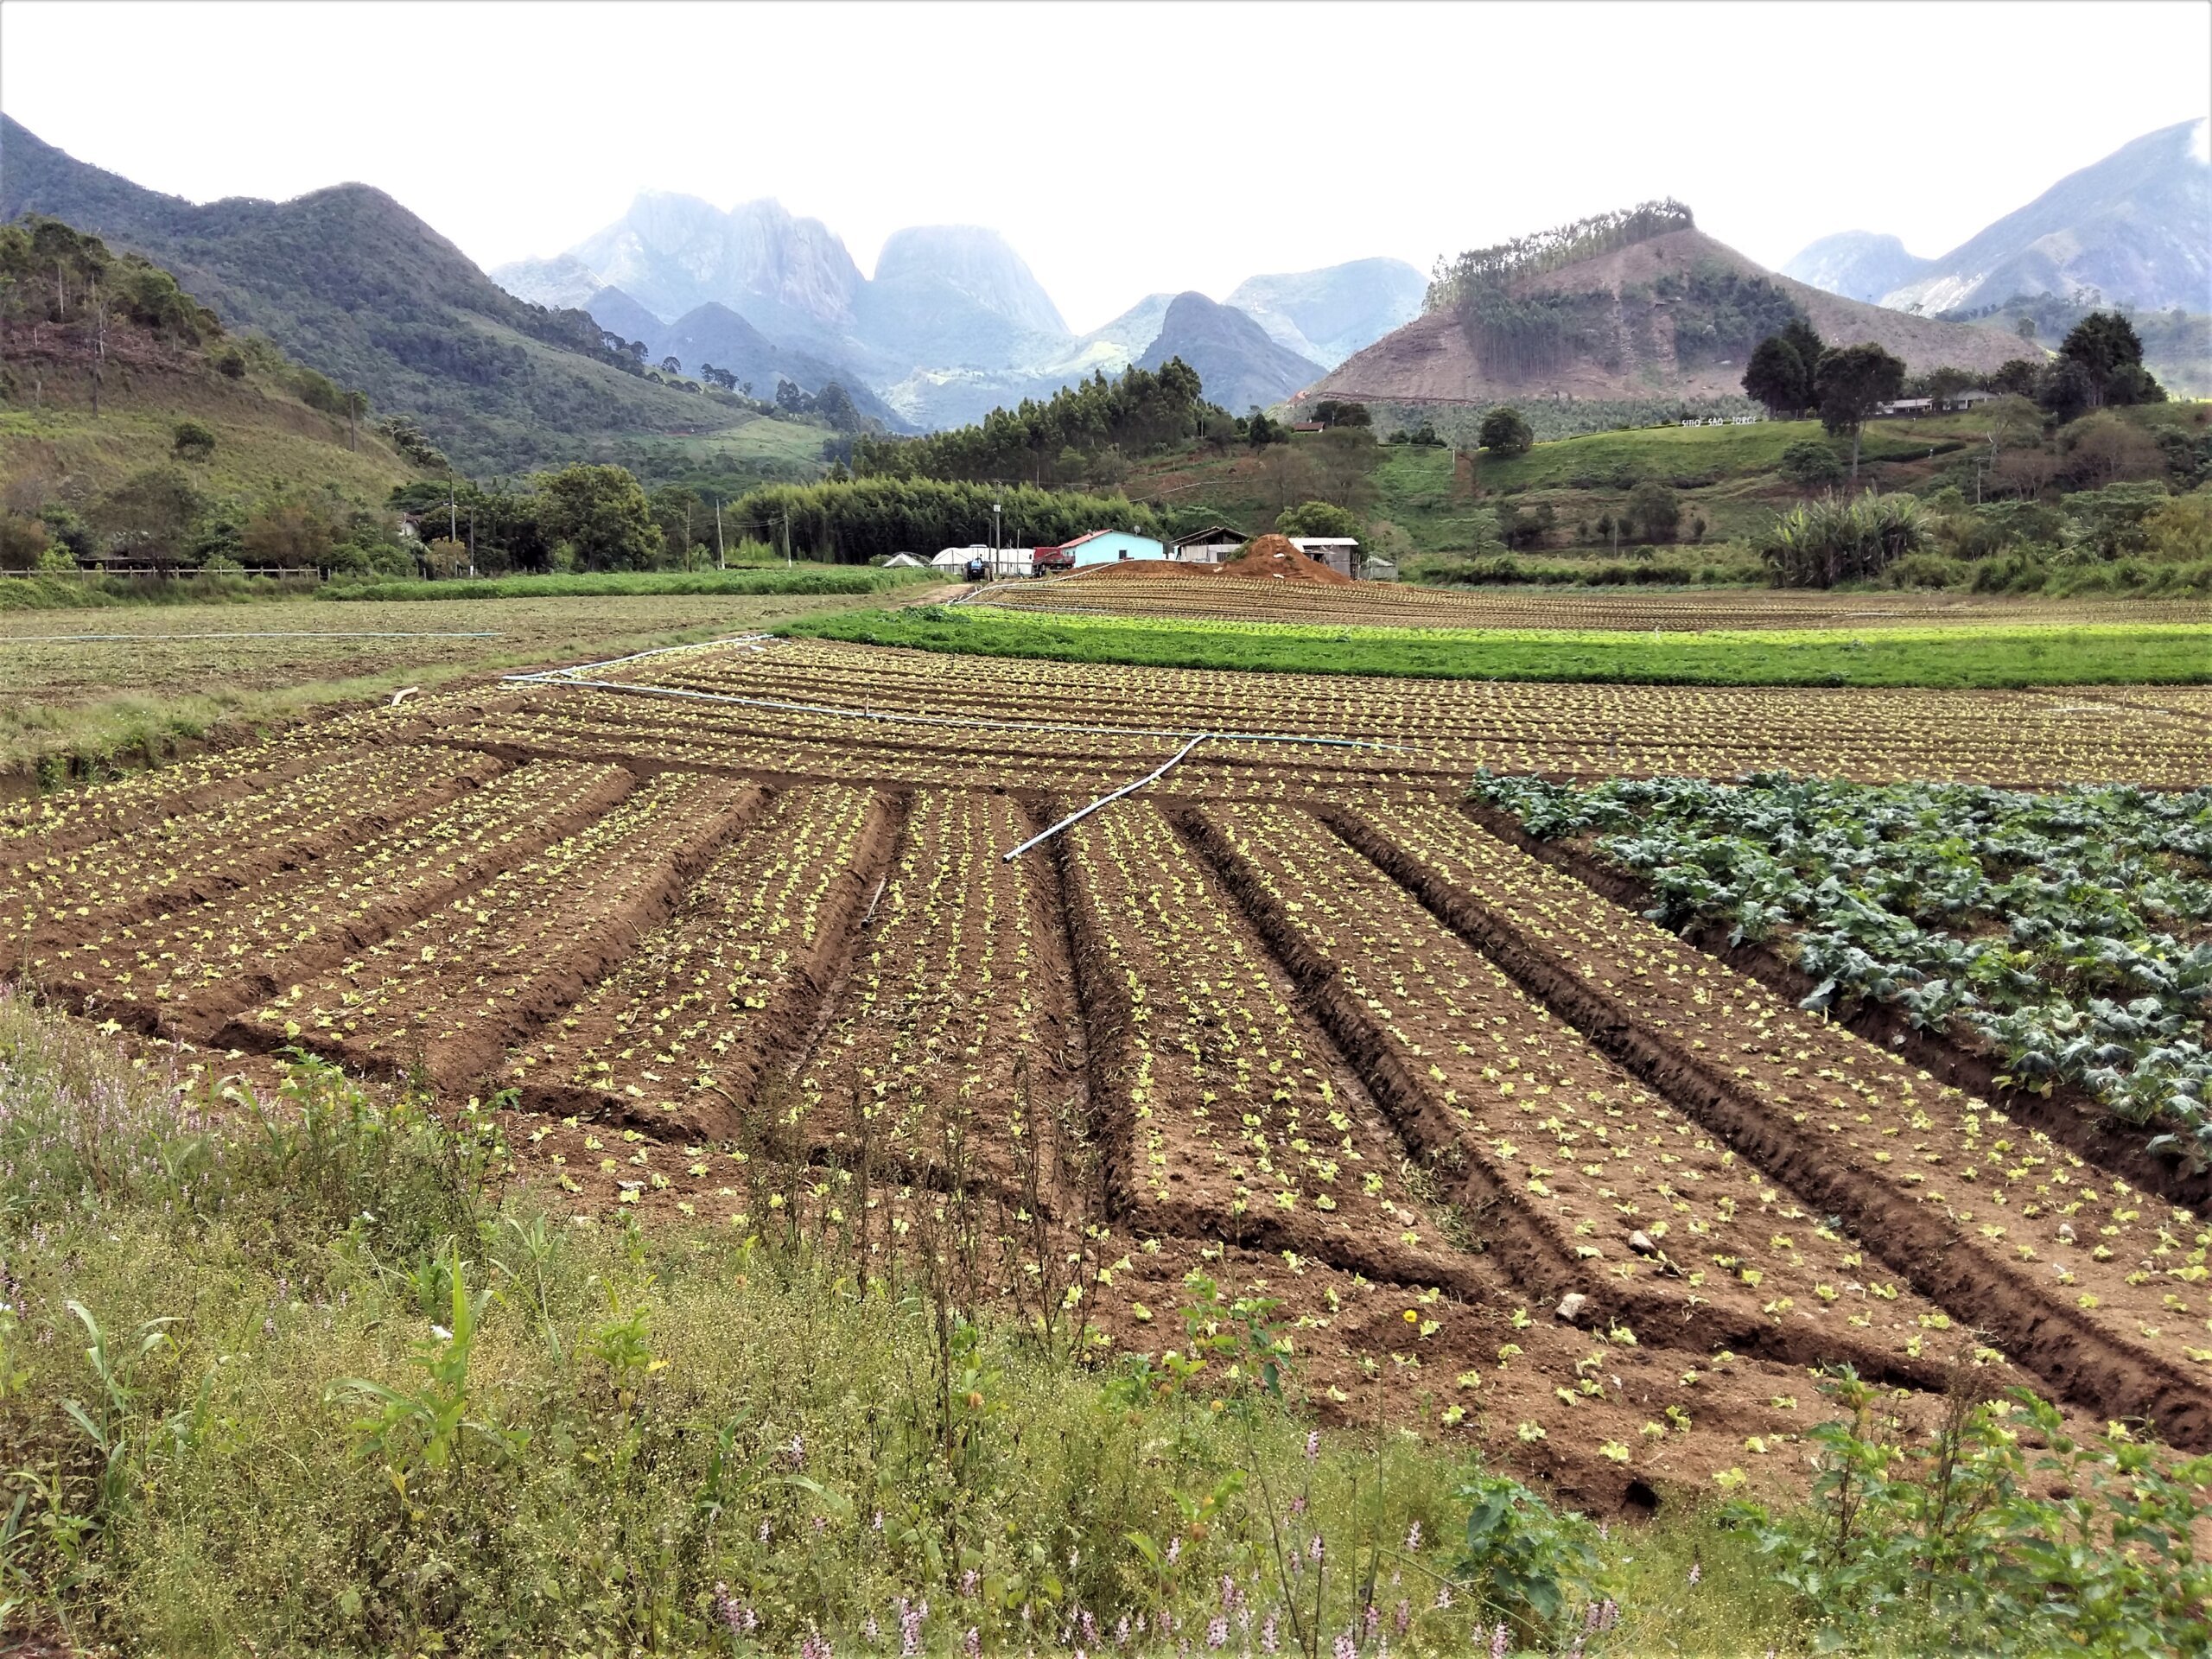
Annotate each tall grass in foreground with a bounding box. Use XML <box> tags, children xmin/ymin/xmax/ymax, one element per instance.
<box><xmin>0</xmin><ymin>994</ymin><xmax>2200</xmax><ymax>1655</ymax></box>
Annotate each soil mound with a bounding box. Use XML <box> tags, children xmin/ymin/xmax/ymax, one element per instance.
<box><xmin>1221</xmin><ymin>533</ymin><xmax>1355</xmax><ymax>585</ymax></box>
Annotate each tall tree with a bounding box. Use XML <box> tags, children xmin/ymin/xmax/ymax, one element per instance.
<box><xmin>1742</xmin><ymin>334</ymin><xmax>1809</xmax><ymax>416</ymax></box>
<box><xmin>1812</xmin><ymin>343</ymin><xmax>1906</xmax><ymax>479</ymax></box>
<box><xmin>2057</xmin><ymin>312</ymin><xmax>2143</xmax><ymax>406</ymax></box>
<box><xmin>1476</xmin><ymin>405</ymin><xmax>1534</xmax><ymax>457</ymax></box>
<box><xmin>536</xmin><ymin>464</ymin><xmax>664</xmax><ymax>571</ymax></box>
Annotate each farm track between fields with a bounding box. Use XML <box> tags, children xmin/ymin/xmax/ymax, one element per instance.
<box><xmin>12</xmin><ymin>635</ymin><xmax>2212</xmax><ymax>1477</ymax></box>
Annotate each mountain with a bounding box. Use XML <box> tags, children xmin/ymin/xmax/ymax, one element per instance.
<box><xmin>643</xmin><ymin>302</ymin><xmax>904</xmax><ymax>426</ymax></box>
<box><xmin>1781</xmin><ymin>232</ymin><xmax>1936</xmax><ymax>305</ymax></box>
<box><xmin>582</xmin><ymin>285</ymin><xmax>668</xmax><ymax>347</ymax></box>
<box><xmin>1786</xmin><ymin>120</ymin><xmax>2211</xmax><ymax>317</ymax></box>
<box><xmin>855</xmin><ymin>225</ymin><xmax>1071</xmax><ymax>372</ymax></box>
<box><xmin>872</xmin><ymin>225</ymin><xmax>1066</xmax><ymax>338</ymax></box>
<box><xmin>1136</xmin><ymin>292</ymin><xmax>1325</xmax><ymax>413</ymax></box>
<box><xmin>495</xmin><ymin>252</ymin><xmax>613</xmax><ymax>313</ymax></box>
<box><xmin>543</xmin><ymin>192</ymin><xmax>867</xmax><ymax>355</ymax></box>
<box><xmin>1313</xmin><ymin>226</ymin><xmax>2023</xmax><ymax>408</ymax></box>
<box><xmin>0</xmin><ymin>115</ymin><xmax>725</xmax><ymax>472</ymax></box>
<box><xmin>1225</xmin><ymin>258</ymin><xmax>1427</xmax><ymax>369</ymax></box>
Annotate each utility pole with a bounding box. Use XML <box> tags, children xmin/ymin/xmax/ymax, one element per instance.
<box><xmin>781</xmin><ymin>511</ymin><xmax>791</xmax><ymax>568</ymax></box>
<box><xmin>467</xmin><ymin>507</ymin><xmax>476</xmax><ymax>579</ymax></box>
<box><xmin>714</xmin><ymin>497</ymin><xmax>725</xmax><ymax>569</ymax></box>
<box><xmin>448</xmin><ymin>476</ymin><xmax>457</xmax><ymax>545</ymax></box>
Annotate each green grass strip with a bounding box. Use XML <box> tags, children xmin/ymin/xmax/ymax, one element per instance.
<box><xmin>320</xmin><ymin>566</ymin><xmax>944</xmax><ymax>602</ymax></box>
<box><xmin>786</xmin><ymin>606</ymin><xmax>2212</xmax><ymax>688</ymax></box>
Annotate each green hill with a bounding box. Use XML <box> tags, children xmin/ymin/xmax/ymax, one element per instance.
<box><xmin>0</xmin><ymin>116</ymin><xmax>727</xmax><ymax>473</ymax></box>
<box><xmin>1</xmin><ymin>219</ymin><xmax>426</xmax><ymax>570</ymax></box>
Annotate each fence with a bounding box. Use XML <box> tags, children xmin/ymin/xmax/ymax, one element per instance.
<box><xmin>0</xmin><ymin>566</ymin><xmax>324</xmax><ymax>583</ymax></box>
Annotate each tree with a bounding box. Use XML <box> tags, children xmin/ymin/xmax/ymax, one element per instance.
<box><xmin>2039</xmin><ymin>359</ymin><xmax>2096</xmax><ymax>424</ymax></box>
<box><xmin>2062</xmin><ymin>412</ymin><xmax>2166</xmax><ymax>489</ymax></box>
<box><xmin>1990</xmin><ymin>359</ymin><xmax>2042</xmax><ymax>398</ymax></box>
<box><xmin>1626</xmin><ymin>479</ymin><xmax>1681</xmax><ymax>543</ymax></box>
<box><xmin>340</xmin><ymin>389</ymin><xmax>368</xmax><ymax>451</ymax></box>
<box><xmin>659</xmin><ymin>356</ymin><xmax>683</xmax><ymax>376</ymax></box>
<box><xmin>649</xmin><ymin>484</ymin><xmax>702</xmax><ymax>567</ymax></box>
<box><xmin>1274</xmin><ymin>499</ymin><xmax>1361</xmax><ymax>538</ymax></box>
<box><xmin>1778</xmin><ymin>317</ymin><xmax>1825</xmax><ymax>384</ymax></box>
<box><xmin>1477</xmin><ymin>406</ymin><xmax>1533</xmax><ymax>457</ymax></box>
<box><xmin>1812</xmin><ymin>343</ymin><xmax>1905</xmax><ymax>479</ymax></box>
<box><xmin>536</xmin><ymin>463</ymin><xmax>664</xmax><ymax>570</ymax></box>
<box><xmin>1256</xmin><ymin>443</ymin><xmax>1317</xmax><ymax>514</ymax></box>
<box><xmin>1923</xmin><ymin>366</ymin><xmax>1974</xmax><ymax>404</ymax></box>
<box><xmin>171</xmin><ymin>419</ymin><xmax>216</xmax><ymax>461</ymax></box>
<box><xmin>1742</xmin><ymin>334</ymin><xmax>1810</xmax><ymax>416</ymax></box>
<box><xmin>241</xmin><ymin>500</ymin><xmax>336</xmax><ymax>569</ymax></box>
<box><xmin>1310</xmin><ymin>427</ymin><xmax>1379</xmax><ymax>511</ymax></box>
<box><xmin>87</xmin><ymin>466</ymin><xmax>202</xmax><ymax>562</ymax></box>
<box><xmin>1779</xmin><ymin>439</ymin><xmax>1845</xmax><ymax>489</ymax></box>
<box><xmin>2058</xmin><ymin>312</ymin><xmax>2145</xmax><ymax>407</ymax></box>
<box><xmin>2103</xmin><ymin>363</ymin><xmax>2165</xmax><ymax>408</ymax></box>
<box><xmin>1246</xmin><ymin>411</ymin><xmax>1287</xmax><ymax>448</ymax></box>
<box><xmin>1309</xmin><ymin>400</ymin><xmax>1371</xmax><ymax>429</ymax></box>
<box><xmin>0</xmin><ymin>515</ymin><xmax>51</xmax><ymax>571</ymax></box>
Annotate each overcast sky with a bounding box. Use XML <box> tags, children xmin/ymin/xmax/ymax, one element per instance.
<box><xmin>3</xmin><ymin>0</ymin><xmax>2207</xmax><ymax>332</ymax></box>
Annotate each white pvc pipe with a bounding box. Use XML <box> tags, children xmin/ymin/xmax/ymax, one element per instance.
<box><xmin>1000</xmin><ymin>734</ymin><xmax>1211</xmax><ymax>862</ymax></box>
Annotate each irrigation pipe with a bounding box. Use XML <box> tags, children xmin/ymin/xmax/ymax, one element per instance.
<box><xmin>502</xmin><ymin>633</ymin><xmax>776</xmax><ymax>683</ymax></box>
<box><xmin>1001</xmin><ymin>734</ymin><xmax>1211</xmax><ymax>861</ymax></box>
<box><xmin>1</xmin><ymin>629</ymin><xmax>504</xmax><ymax>642</ymax></box>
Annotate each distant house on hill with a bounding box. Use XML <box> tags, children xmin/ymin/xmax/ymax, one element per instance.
<box><xmin>1287</xmin><ymin>536</ymin><xmax>1360</xmax><ymax>579</ymax></box>
<box><xmin>1170</xmin><ymin>525</ymin><xmax>1249</xmax><ymax>563</ymax></box>
<box><xmin>1045</xmin><ymin>529</ymin><xmax>1168</xmax><ymax>569</ymax></box>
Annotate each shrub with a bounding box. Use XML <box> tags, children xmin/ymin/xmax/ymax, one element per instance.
<box><xmin>1778</xmin><ymin>439</ymin><xmax>1845</xmax><ymax>489</ymax></box>
<box><xmin>170</xmin><ymin>419</ymin><xmax>217</xmax><ymax>461</ymax></box>
<box><xmin>1755</xmin><ymin>490</ymin><xmax>1929</xmax><ymax>588</ymax></box>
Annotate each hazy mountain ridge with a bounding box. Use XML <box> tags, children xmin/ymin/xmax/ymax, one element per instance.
<box><xmin>1785</xmin><ymin>120</ymin><xmax>2211</xmax><ymax>318</ymax></box>
<box><xmin>509</xmin><ymin>193</ymin><xmax>1414</xmax><ymax>426</ymax></box>
<box><xmin>1225</xmin><ymin>258</ymin><xmax>1427</xmax><ymax>369</ymax></box>
<box><xmin>1780</xmin><ymin>232</ymin><xmax>1936</xmax><ymax>305</ymax></box>
<box><xmin>1136</xmin><ymin>293</ymin><xmax>1325</xmax><ymax>414</ymax></box>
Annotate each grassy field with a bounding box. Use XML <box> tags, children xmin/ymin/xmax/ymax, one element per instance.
<box><xmin>0</xmin><ymin>586</ymin><xmax>920</xmax><ymax>781</ymax></box>
<box><xmin>0</xmin><ymin>996</ymin><xmax>2190</xmax><ymax>1656</ymax></box>
<box><xmin>0</xmin><ymin>379</ymin><xmax>416</xmax><ymax>516</ymax></box>
<box><xmin>791</xmin><ymin>604</ymin><xmax>2212</xmax><ymax>689</ymax></box>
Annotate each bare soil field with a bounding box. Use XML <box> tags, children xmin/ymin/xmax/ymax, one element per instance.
<box><xmin>7</xmin><ymin>633</ymin><xmax>2209</xmax><ymax>1506</ymax></box>
<box><xmin>974</xmin><ymin>568</ymin><xmax>2212</xmax><ymax>632</ymax></box>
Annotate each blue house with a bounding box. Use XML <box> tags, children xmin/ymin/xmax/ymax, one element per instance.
<box><xmin>1053</xmin><ymin>529</ymin><xmax>1167</xmax><ymax>569</ymax></box>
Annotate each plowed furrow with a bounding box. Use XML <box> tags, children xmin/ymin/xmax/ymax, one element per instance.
<box><xmin>512</xmin><ymin>785</ymin><xmax>899</xmax><ymax>1139</ymax></box>
<box><xmin>230</xmin><ymin>772</ymin><xmax>768</xmax><ymax>1090</ymax></box>
<box><xmin>1329</xmin><ymin>801</ymin><xmax>2212</xmax><ymax>1448</ymax></box>
<box><xmin>37</xmin><ymin>761</ymin><xmax>637</xmax><ymax>1042</ymax></box>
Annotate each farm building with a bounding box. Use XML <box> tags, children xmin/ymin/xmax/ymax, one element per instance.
<box><xmin>1170</xmin><ymin>525</ymin><xmax>1250</xmax><ymax>563</ymax></box>
<box><xmin>931</xmin><ymin>544</ymin><xmax>1034</xmax><ymax>577</ymax></box>
<box><xmin>1287</xmin><ymin>537</ymin><xmax>1360</xmax><ymax>579</ymax></box>
<box><xmin>1045</xmin><ymin>530</ymin><xmax>1168</xmax><ymax>568</ymax></box>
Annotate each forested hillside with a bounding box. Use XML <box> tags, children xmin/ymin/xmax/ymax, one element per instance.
<box><xmin>0</xmin><ymin>117</ymin><xmax>724</xmax><ymax>472</ymax></box>
<box><xmin>0</xmin><ymin>219</ymin><xmax>426</xmax><ymax>573</ymax></box>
